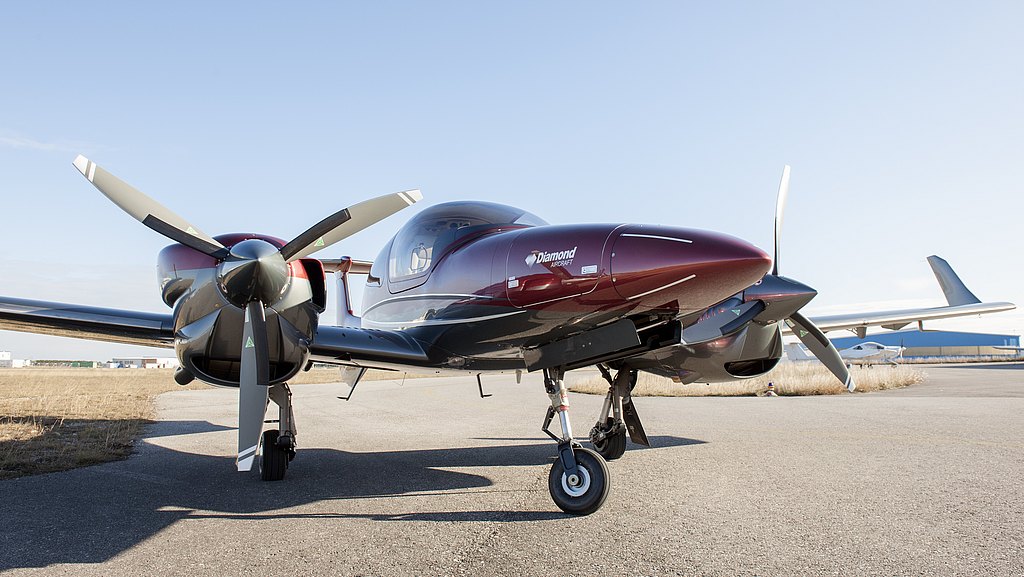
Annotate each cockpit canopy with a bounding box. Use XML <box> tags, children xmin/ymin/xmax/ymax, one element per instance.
<box><xmin>388</xmin><ymin>201</ymin><xmax>546</xmax><ymax>283</ymax></box>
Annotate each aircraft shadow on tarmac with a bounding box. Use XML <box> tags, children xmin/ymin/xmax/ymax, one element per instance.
<box><xmin>0</xmin><ymin>419</ymin><xmax>704</xmax><ymax>570</ymax></box>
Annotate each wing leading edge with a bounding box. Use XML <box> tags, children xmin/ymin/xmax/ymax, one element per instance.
<box><xmin>0</xmin><ymin>296</ymin><xmax>175</xmax><ymax>348</ymax></box>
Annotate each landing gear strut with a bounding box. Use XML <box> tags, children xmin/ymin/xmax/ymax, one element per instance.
<box><xmin>541</xmin><ymin>368</ymin><xmax>610</xmax><ymax>515</ymax></box>
<box><xmin>261</xmin><ymin>383</ymin><xmax>296</xmax><ymax>481</ymax></box>
<box><xmin>589</xmin><ymin>365</ymin><xmax>650</xmax><ymax>460</ymax></box>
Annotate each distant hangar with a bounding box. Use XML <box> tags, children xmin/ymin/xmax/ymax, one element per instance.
<box><xmin>830</xmin><ymin>330</ymin><xmax>1020</xmax><ymax>359</ymax></box>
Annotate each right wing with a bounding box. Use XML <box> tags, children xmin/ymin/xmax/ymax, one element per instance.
<box><xmin>0</xmin><ymin>296</ymin><xmax>174</xmax><ymax>349</ymax></box>
<box><xmin>795</xmin><ymin>255</ymin><xmax>1015</xmax><ymax>338</ymax></box>
<box><xmin>805</xmin><ymin>301</ymin><xmax>1014</xmax><ymax>336</ymax></box>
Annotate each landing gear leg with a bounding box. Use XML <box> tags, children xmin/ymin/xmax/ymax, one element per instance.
<box><xmin>261</xmin><ymin>383</ymin><xmax>296</xmax><ymax>481</ymax></box>
<box><xmin>589</xmin><ymin>366</ymin><xmax>650</xmax><ymax>460</ymax></box>
<box><xmin>541</xmin><ymin>368</ymin><xmax>610</xmax><ymax>515</ymax></box>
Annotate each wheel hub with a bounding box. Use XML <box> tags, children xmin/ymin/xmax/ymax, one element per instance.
<box><xmin>561</xmin><ymin>466</ymin><xmax>591</xmax><ymax>497</ymax></box>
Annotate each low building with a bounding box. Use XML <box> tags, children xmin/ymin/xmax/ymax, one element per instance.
<box><xmin>829</xmin><ymin>330</ymin><xmax>1021</xmax><ymax>359</ymax></box>
<box><xmin>109</xmin><ymin>357</ymin><xmax>180</xmax><ymax>369</ymax></box>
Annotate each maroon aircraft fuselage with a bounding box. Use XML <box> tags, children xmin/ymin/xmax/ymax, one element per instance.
<box><xmin>157</xmin><ymin>201</ymin><xmax>773</xmax><ymax>388</ymax></box>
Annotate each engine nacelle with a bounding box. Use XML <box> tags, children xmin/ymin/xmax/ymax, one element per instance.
<box><xmin>158</xmin><ymin>234</ymin><xmax>328</xmax><ymax>388</ymax></box>
<box><xmin>632</xmin><ymin>321</ymin><xmax>783</xmax><ymax>384</ymax></box>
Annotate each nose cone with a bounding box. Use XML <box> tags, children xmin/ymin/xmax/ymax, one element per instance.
<box><xmin>743</xmin><ymin>274</ymin><xmax>818</xmax><ymax>321</ymax></box>
<box><xmin>219</xmin><ymin>239</ymin><xmax>290</xmax><ymax>306</ymax></box>
<box><xmin>610</xmin><ymin>225</ymin><xmax>772</xmax><ymax>306</ymax></box>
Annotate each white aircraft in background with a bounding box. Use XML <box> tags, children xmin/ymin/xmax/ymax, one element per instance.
<box><xmin>786</xmin><ymin>342</ymin><xmax>904</xmax><ymax>366</ymax></box>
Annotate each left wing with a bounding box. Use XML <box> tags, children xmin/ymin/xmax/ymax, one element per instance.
<box><xmin>0</xmin><ymin>296</ymin><xmax>174</xmax><ymax>348</ymax></box>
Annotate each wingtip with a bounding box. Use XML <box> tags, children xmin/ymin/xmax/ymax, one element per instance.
<box><xmin>72</xmin><ymin>154</ymin><xmax>89</xmax><ymax>175</ymax></box>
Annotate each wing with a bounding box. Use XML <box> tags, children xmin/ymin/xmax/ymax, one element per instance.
<box><xmin>308</xmin><ymin>325</ymin><xmax>431</xmax><ymax>368</ymax></box>
<box><xmin>792</xmin><ymin>255</ymin><xmax>1014</xmax><ymax>338</ymax></box>
<box><xmin>803</xmin><ymin>301</ymin><xmax>1015</xmax><ymax>336</ymax></box>
<box><xmin>0</xmin><ymin>296</ymin><xmax>174</xmax><ymax>348</ymax></box>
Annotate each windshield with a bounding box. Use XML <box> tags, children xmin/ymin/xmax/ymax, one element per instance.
<box><xmin>388</xmin><ymin>201</ymin><xmax>547</xmax><ymax>281</ymax></box>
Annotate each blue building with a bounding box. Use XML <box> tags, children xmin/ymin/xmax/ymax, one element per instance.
<box><xmin>830</xmin><ymin>330</ymin><xmax>1020</xmax><ymax>359</ymax></box>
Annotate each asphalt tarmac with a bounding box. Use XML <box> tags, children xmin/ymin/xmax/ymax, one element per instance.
<box><xmin>2</xmin><ymin>363</ymin><xmax>1022</xmax><ymax>576</ymax></box>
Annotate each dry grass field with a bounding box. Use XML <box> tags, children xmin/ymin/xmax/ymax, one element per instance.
<box><xmin>569</xmin><ymin>362</ymin><xmax>926</xmax><ymax>397</ymax></box>
<box><xmin>0</xmin><ymin>366</ymin><xmax>359</xmax><ymax>480</ymax></box>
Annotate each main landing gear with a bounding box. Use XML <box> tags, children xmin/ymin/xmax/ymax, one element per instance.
<box><xmin>541</xmin><ymin>368</ymin><xmax>610</xmax><ymax>515</ymax></box>
<box><xmin>261</xmin><ymin>383</ymin><xmax>297</xmax><ymax>481</ymax></box>
<box><xmin>589</xmin><ymin>365</ymin><xmax>650</xmax><ymax>461</ymax></box>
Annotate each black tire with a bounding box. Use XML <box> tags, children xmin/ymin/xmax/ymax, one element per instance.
<box><xmin>548</xmin><ymin>447</ymin><xmax>610</xmax><ymax>515</ymax></box>
<box><xmin>260</xmin><ymin>430</ymin><xmax>288</xmax><ymax>481</ymax></box>
<box><xmin>591</xmin><ymin>417</ymin><xmax>627</xmax><ymax>461</ymax></box>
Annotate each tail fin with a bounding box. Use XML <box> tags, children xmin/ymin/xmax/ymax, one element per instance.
<box><xmin>927</xmin><ymin>255</ymin><xmax>980</xmax><ymax>306</ymax></box>
<box><xmin>784</xmin><ymin>342</ymin><xmax>814</xmax><ymax>361</ymax></box>
<box><xmin>321</xmin><ymin>257</ymin><xmax>373</xmax><ymax>328</ymax></box>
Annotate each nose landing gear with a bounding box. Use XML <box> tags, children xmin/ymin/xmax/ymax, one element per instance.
<box><xmin>541</xmin><ymin>368</ymin><xmax>610</xmax><ymax>515</ymax></box>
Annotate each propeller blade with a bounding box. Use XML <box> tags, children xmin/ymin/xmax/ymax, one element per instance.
<box><xmin>786</xmin><ymin>311</ymin><xmax>855</xmax><ymax>392</ymax></box>
<box><xmin>772</xmin><ymin>165</ymin><xmax>791</xmax><ymax>276</ymax></box>
<box><xmin>237</xmin><ymin>300</ymin><xmax>270</xmax><ymax>471</ymax></box>
<box><xmin>280</xmin><ymin>189</ymin><xmax>422</xmax><ymax>261</ymax></box>
<box><xmin>72</xmin><ymin>155</ymin><xmax>228</xmax><ymax>258</ymax></box>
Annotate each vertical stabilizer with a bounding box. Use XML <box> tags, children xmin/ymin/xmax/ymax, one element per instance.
<box><xmin>927</xmin><ymin>255</ymin><xmax>981</xmax><ymax>306</ymax></box>
<box><xmin>336</xmin><ymin>271</ymin><xmax>362</xmax><ymax>328</ymax></box>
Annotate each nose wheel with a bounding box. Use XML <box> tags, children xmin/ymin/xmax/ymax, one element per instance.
<box><xmin>541</xmin><ymin>368</ymin><xmax>611</xmax><ymax>515</ymax></box>
<box><xmin>548</xmin><ymin>446</ymin><xmax>609</xmax><ymax>515</ymax></box>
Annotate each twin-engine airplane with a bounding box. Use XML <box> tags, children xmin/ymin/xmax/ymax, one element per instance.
<box><xmin>0</xmin><ymin>160</ymin><xmax>1014</xmax><ymax>515</ymax></box>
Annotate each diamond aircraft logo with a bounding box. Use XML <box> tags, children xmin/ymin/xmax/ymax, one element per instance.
<box><xmin>525</xmin><ymin>246</ymin><xmax>578</xmax><ymax>267</ymax></box>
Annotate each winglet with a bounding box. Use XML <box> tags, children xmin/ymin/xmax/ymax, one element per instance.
<box><xmin>927</xmin><ymin>255</ymin><xmax>981</xmax><ymax>306</ymax></box>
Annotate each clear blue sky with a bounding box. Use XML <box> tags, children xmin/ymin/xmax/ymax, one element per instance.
<box><xmin>2</xmin><ymin>2</ymin><xmax>1022</xmax><ymax>359</ymax></box>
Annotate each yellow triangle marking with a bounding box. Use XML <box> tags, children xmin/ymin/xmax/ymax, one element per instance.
<box><xmin>245</xmin><ymin>336</ymin><xmax>255</xmax><ymax>348</ymax></box>
<box><xmin>314</xmin><ymin>237</ymin><xmax>326</xmax><ymax>247</ymax></box>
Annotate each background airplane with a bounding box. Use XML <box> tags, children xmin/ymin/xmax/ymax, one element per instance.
<box><xmin>0</xmin><ymin>160</ymin><xmax>1014</xmax><ymax>515</ymax></box>
<box><xmin>786</xmin><ymin>341</ymin><xmax>904</xmax><ymax>366</ymax></box>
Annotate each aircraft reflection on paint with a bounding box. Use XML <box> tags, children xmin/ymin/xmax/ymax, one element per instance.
<box><xmin>0</xmin><ymin>159</ymin><xmax>1014</xmax><ymax>515</ymax></box>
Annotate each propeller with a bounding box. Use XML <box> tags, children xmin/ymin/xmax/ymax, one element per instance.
<box><xmin>238</xmin><ymin>301</ymin><xmax>270</xmax><ymax>471</ymax></box>
<box><xmin>767</xmin><ymin>166</ymin><xmax>855</xmax><ymax>392</ymax></box>
<box><xmin>73</xmin><ymin>156</ymin><xmax>230</xmax><ymax>258</ymax></box>
<box><xmin>73</xmin><ymin>155</ymin><xmax>423</xmax><ymax>468</ymax></box>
